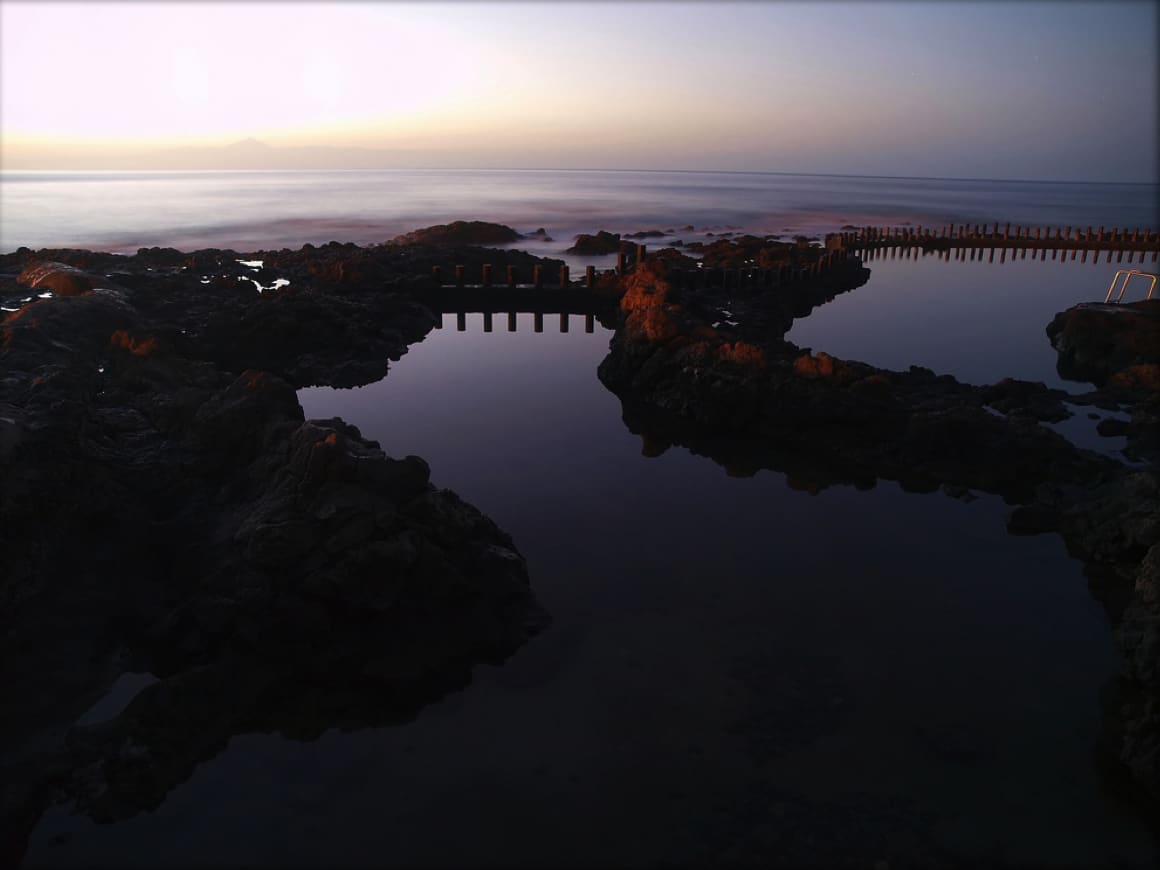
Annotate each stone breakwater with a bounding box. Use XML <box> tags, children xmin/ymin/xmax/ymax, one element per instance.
<box><xmin>596</xmin><ymin>255</ymin><xmax>1159</xmax><ymax>802</ymax></box>
<box><xmin>0</xmin><ymin>239</ymin><xmax>553</xmax><ymax>863</ymax></box>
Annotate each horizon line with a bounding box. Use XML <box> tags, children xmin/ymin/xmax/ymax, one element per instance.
<box><xmin>1</xmin><ymin>166</ymin><xmax>1156</xmax><ymax>186</ymax></box>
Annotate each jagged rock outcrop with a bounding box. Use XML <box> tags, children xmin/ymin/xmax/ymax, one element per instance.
<box><xmin>386</xmin><ymin>220</ymin><xmax>523</xmax><ymax>247</ymax></box>
<box><xmin>16</xmin><ymin>261</ymin><xmax>97</xmax><ymax>297</ymax></box>
<box><xmin>1047</xmin><ymin>300</ymin><xmax>1160</xmax><ymax>387</ymax></box>
<box><xmin>0</xmin><ymin>243</ymin><xmax>548</xmax><ymax>864</ymax></box>
<box><xmin>566</xmin><ymin>230</ymin><xmax>632</xmax><ymax>255</ymax></box>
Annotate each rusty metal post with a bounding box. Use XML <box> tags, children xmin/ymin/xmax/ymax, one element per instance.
<box><xmin>482</xmin><ymin>264</ymin><xmax>492</xmax><ymax>288</ymax></box>
<box><xmin>454</xmin><ymin>265</ymin><xmax>464</xmax><ymax>288</ymax></box>
<box><xmin>507</xmin><ymin>265</ymin><xmax>516</xmax><ymax>288</ymax></box>
<box><xmin>585</xmin><ymin>265</ymin><xmax>595</xmax><ymax>289</ymax></box>
<box><xmin>560</xmin><ymin>264</ymin><xmax>569</xmax><ymax>288</ymax></box>
<box><xmin>533</xmin><ymin>265</ymin><xmax>543</xmax><ymax>289</ymax></box>
<box><xmin>616</xmin><ymin>252</ymin><xmax>627</xmax><ymax>275</ymax></box>
<box><xmin>432</xmin><ymin>265</ymin><xmax>443</xmax><ymax>284</ymax></box>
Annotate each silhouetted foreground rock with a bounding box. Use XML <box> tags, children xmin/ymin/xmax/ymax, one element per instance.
<box><xmin>596</xmin><ymin>257</ymin><xmax>1160</xmax><ymax>800</ymax></box>
<box><xmin>0</xmin><ymin>243</ymin><xmax>549</xmax><ymax>863</ymax></box>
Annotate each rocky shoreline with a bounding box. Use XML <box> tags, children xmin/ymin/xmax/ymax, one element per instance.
<box><xmin>1</xmin><ymin>225</ymin><xmax>1157</xmax><ymax>861</ymax></box>
<box><xmin>0</xmin><ymin>237</ymin><xmax>551</xmax><ymax>864</ymax></box>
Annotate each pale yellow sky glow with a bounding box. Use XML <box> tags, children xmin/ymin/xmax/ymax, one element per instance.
<box><xmin>2</xmin><ymin>2</ymin><xmax>498</xmax><ymax>146</ymax></box>
<box><xmin>1</xmin><ymin>1</ymin><xmax>1156</xmax><ymax>179</ymax></box>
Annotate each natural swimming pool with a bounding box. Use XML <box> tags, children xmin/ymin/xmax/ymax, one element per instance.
<box><xmin>26</xmin><ymin>252</ymin><xmax>1157</xmax><ymax>866</ymax></box>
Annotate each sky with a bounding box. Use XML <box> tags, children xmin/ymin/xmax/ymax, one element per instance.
<box><xmin>1</xmin><ymin>1</ymin><xmax>1156</xmax><ymax>181</ymax></box>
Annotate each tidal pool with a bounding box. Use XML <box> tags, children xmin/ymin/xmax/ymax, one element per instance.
<box><xmin>26</xmin><ymin>287</ymin><xmax>1156</xmax><ymax>865</ymax></box>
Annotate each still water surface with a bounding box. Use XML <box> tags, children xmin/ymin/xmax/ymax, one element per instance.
<box><xmin>27</xmin><ymin>274</ymin><xmax>1157</xmax><ymax>865</ymax></box>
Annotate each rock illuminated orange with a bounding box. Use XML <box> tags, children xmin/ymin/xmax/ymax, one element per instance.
<box><xmin>109</xmin><ymin>329</ymin><xmax>160</xmax><ymax>357</ymax></box>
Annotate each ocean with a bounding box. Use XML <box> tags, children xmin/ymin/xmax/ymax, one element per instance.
<box><xmin>2</xmin><ymin>168</ymin><xmax>1157</xmax><ymax>257</ymax></box>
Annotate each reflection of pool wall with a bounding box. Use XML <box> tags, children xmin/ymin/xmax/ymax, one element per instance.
<box><xmin>441</xmin><ymin>311</ymin><xmax>597</xmax><ymax>334</ymax></box>
<box><xmin>843</xmin><ymin>223</ymin><xmax>1159</xmax><ymax>266</ymax></box>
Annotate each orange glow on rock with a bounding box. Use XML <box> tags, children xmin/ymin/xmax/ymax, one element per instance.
<box><xmin>242</xmin><ymin>370</ymin><xmax>272</xmax><ymax>391</ymax></box>
<box><xmin>109</xmin><ymin>329</ymin><xmax>160</xmax><ymax>357</ymax></box>
<box><xmin>719</xmin><ymin>341</ymin><xmax>765</xmax><ymax>368</ymax></box>
<box><xmin>620</xmin><ymin>261</ymin><xmax>681</xmax><ymax>343</ymax></box>
<box><xmin>793</xmin><ymin>351</ymin><xmax>836</xmax><ymax>379</ymax></box>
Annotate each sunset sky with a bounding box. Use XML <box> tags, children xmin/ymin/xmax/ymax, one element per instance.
<box><xmin>1</xmin><ymin>0</ymin><xmax>1156</xmax><ymax>181</ymax></box>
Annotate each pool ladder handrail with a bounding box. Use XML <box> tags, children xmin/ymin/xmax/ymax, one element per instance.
<box><xmin>1104</xmin><ymin>269</ymin><xmax>1158</xmax><ymax>303</ymax></box>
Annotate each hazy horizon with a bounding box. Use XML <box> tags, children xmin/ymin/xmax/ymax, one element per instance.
<box><xmin>2</xmin><ymin>1</ymin><xmax>1157</xmax><ymax>183</ymax></box>
<box><xmin>5</xmin><ymin>144</ymin><xmax>1158</xmax><ymax>188</ymax></box>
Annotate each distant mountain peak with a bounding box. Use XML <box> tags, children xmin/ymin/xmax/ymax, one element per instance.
<box><xmin>225</xmin><ymin>137</ymin><xmax>272</xmax><ymax>150</ymax></box>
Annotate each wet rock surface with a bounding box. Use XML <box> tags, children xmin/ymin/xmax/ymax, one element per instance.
<box><xmin>0</xmin><ymin>241</ymin><xmax>553</xmax><ymax>864</ymax></box>
<box><xmin>595</xmin><ymin>252</ymin><xmax>1160</xmax><ymax>801</ymax></box>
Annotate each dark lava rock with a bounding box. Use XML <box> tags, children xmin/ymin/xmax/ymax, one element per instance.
<box><xmin>698</xmin><ymin>235</ymin><xmax>798</xmax><ymax>269</ymax></box>
<box><xmin>1097</xmin><ymin>417</ymin><xmax>1133</xmax><ymax>437</ymax></box>
<box><xmin>16</xmin><ymin>261</ymin><xmax>97</xmax><ymax>297</ymax></box>
<box><xmin>625</xmin><ymin>229</ymin><xmax>666</xmax><ymax>239</ymax></box>
<box><xmin>979</xmin><ymin>377</ymin><xmax>1070</xmax><ymax>422</ymax></box>
<box><xmin>566</xmin><ymin>230</ymin><xmax>632</xmax><ymax>256</ymax></box>
<box><xmin>0</xmin><ymin>242</ymin><xmax>548</xmax><ymax>859</ymax></box>
<box><xmin>649</xmin><ymin>247</ymin><xmax>699</xmax><ymax>269</ymax></box>
<box><xmin>386</xmin><ymin>221</ymin><xmax>524</xmax><ymax>247</ymax></box>
<box><xmin>1047</xmin><ymin>300</ymin><xmax>1160</xmax><ymax>387</ymax></box>
<box><xmin>196</xmin><ymin>284</ymin><xmax>436</xmax><ymax>388</ymax></box>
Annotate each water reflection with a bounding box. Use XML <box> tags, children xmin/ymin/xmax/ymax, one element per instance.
<box><xmin>17</xmin><ymin>261</ymin><xmax>1159</xmax><ymax>866</ymax></box>
<box><xmin>789</xmin><ymin>251</ymin><xmax>1148</xmax><ymax>390</ymax></box>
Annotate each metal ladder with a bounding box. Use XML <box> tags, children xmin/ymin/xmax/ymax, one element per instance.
<box><xmin>1104</xmin><ymin>269</ymin><xmax>1158</xmax><ymax>303</ymax></box>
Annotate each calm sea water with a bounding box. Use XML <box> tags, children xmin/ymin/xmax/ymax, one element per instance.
<box><xmin>3</xmin><ymin>168</ymin><xmax>1155</xmax><ymax>388</ymax></box>
<box><xmin>2</xmin><ymin>169</ymin><xmax>1157</xmax><ymax>255</ymax></box>
<box><xmin>14</xmin><ymin>171</ymin><xmax>1160</xmax><ymax>864</ymax></box>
